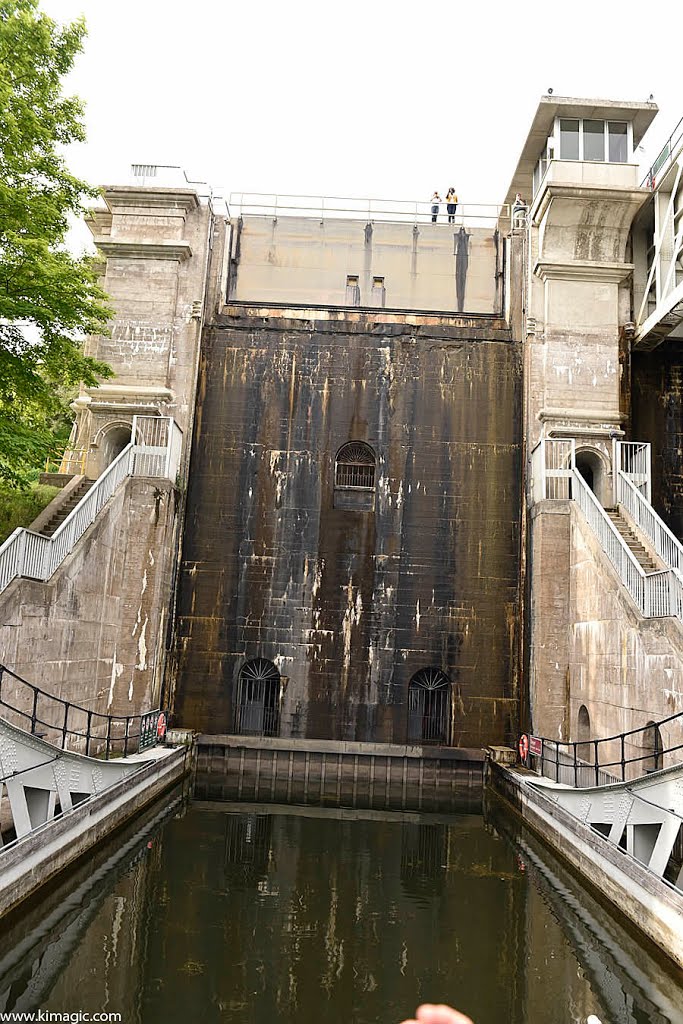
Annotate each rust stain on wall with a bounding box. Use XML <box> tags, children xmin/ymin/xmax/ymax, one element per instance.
<box><xmin>172</xmin><ymin>311</ymin><xmax>522</xmax><ymax>746</ymax></box>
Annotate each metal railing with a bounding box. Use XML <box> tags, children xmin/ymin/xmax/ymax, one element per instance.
<box><xmin>233</xmin><ymin>704</ymin><xmax>280</xmax><ymax>738</ymax></box>
<box><xmin>229</xmin><ymin>191</ymin><xmax>509</xmax><ymax>229</ymax></box>
<box><xmin>44</xmin><ymin>446</ymin><xmax>88</xmax><ymax>476</ymax></box>
<box><xmin>529</xmin><ymin>709</ymin><xmax>683</xmax><ymax>787</ymax></box>
<box><xmin>0</xmin><ymin>416</ymin><xmax>182</xmax><ymax>596</ymax></box>
<box><xmin>533</xmin><ymin>438</ymin><xmax>679</xmax><ymax>619</ymax></box>
<box><xmin>641</xmin><ymin>113</ymin><xmax>683</xmax><ymax>189</ymax></box>
<box><xmin>617</xmin><ymin>470</ymin><xmax>683</xmax><ymax>575</ymax></box>
<box><xmin>0</xmin><ymin>662</ymin><xmax>165</xmax><ymax>758</ymax></box>
<box><xmin>572</xmin><ymin>466</ymin><xmax>673</xmax><ymax>617</ymax></box>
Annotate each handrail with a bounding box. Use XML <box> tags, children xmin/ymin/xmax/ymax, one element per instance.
<box><xmin>229</xmin><ymin>191</ymin><xmax>509</xmax><ymax>228</ymax></box>
<box><xmin>571</xmin><ymin>467</ymin><xmax>676</xmax><ymax>618</ymax></box>
<box><xmin>529</xmin><ymin>707</ymin><xmax>683</xmax><ymax>787</ymax></box>
<box><xmin>617</xmin><ymin>470</ymin><xmax>683</xmax><ymax>574</ymax></box>
<box><xmin>640</xmin><ymin>113</ymin><xmax>683</xmax><ymax>188</ymax></box>
<box><xmin>0</xmin><ymin>662</ymin><xmax>165</xmax><ymax>758</ymax></box>
<box><xmin>0</xmin><ymin>415</ymin><xmax>182</xmax><ymax>596</ymax></box>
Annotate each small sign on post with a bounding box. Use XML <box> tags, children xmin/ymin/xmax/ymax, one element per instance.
<box><xmin>529</xmin><ymin>735</ymin><xmax>542</xmax><ymax>757</ymax></box>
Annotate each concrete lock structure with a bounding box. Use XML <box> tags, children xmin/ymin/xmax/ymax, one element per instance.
<box><xmin>3</xmin><ymin>94</ymin><xmax>683</xmax><ymax>878</ymax></box>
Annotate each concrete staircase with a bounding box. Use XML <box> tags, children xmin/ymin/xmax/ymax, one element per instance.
<box><xmin>604</xmin><ymin>507</ymin><xmax>660</xmax><ymax>573</ymax></box>
<box><xmin>39</xmin><ymin>478</ymin><xmax>96</xmax><ymax>538</ymax></box>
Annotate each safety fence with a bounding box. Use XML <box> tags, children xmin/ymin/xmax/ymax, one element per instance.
<box><xmin>0</xmin><ymin>662</ymin><xmax>166</xmax><ymax>759</ymax></box>
<box><xmin>527</xmin><ymin>709</ymin><xmax>683</xmax><ymax>787</ymax></box>
<box><xmin>229</xmin><ymin>191</ymin><xmax>510</xmax><ymax>229</ymax></box>
<box><xmin>0</xmin><ymin>416</ymin><xmax>182</xmax><ymax>596</ymax></box>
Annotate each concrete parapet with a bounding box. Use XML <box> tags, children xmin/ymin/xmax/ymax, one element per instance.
<box><xmin>195</xmin><ymin>734</ymin><xmax>484</xmax><ymax>812</ymax></box>
<box><xmin>0</xmin><ymin>745</ymin><xmax>190</xmax><ymax>919</ymax></box>
<box><xmin>489</xmin><ymin>761</ymin><xmax>683</xmax><ymax>969</ymax></box>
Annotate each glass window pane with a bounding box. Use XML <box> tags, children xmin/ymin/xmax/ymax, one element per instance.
<box><xmin>608</xmin><ymin>122</ymin><xmax>628</xmax><ymax>162</ymax></box>
<box><xmin>583</xmin><ymin>120</ymin><xmax>605</xmax><ymax>162</ymax></box>
<box><xmin>560</xmin><ymin>119</ymin><xmax>579</xmax><ymax>160</ymax></box>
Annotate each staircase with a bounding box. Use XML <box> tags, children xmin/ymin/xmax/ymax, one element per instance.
<box><xmin>604</xmin><ymin>507</ymin><xmax>660</xmax><ymax>573</ymax></box>
<box><xmin>39</xmin><ymin>478</ymin><xmax>96</xmax><ymax>538</ymax></box>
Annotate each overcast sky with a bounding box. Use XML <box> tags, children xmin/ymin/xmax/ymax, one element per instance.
<box><xmin>42</xmin><ymin>0</ymin><xmax>681</xmax><ymax>229</ymax></box>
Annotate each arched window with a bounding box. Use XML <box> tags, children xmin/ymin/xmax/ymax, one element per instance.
<box><xmin>234</xmin><ymin>658</ymin><xmax>280</xmax><ymax>737</ymax></box>
<box><xmin>407</xmin><ymin>667</ymin><xmax>450</xmax><ymax>745</ymax></box>
<box><xmin>335</xmin><ymin>442</ymin><xmax>376</xmax><ymax>490</ymax></box>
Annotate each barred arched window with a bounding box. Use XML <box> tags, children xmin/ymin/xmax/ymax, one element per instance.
<box><xmin>234</xmin><ymin>658</ymin><xmax>280</xmax><ymax>737</ymax></box>
<box><xmin>335</xmin><ymin>442</ymin><xmax>376</xmax><ymax>490</ymax></box>
<box><xmin>407</xmin><ymin>667</ymin><xmax>451</xmax><ymax>745</ymax></box>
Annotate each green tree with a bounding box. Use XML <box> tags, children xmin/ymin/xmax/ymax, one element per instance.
<box><xmin>0</xmin><ymin>0</ymin><xmax>111</xmax><ymax>485</ymax></box>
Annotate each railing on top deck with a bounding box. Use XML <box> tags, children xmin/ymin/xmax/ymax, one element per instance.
<box><xmin>228</xmin><ymin>192</ymin><xmax>511</xmax><ymax>230</ymax></box>
<box><xmin>0</xmin><ymin>416</ymin><xmax>182</xmax><ymax>597</ymax></box>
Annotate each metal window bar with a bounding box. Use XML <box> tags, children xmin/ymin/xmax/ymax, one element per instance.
<box><xmin>0</xmin><ymin>663</ymin><xmax>166</xmax><ymax>759</ymax></box>
<box><xmin>336</xmin><ymin>463</ymin><xmax>375</xmax><ymax>488</ymax></box>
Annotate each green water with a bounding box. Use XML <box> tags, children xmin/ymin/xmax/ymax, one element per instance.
<box><xmin>0</xmin><ymin>792</ymin><xmax>681</xmax><ymax>1024</ymax></box>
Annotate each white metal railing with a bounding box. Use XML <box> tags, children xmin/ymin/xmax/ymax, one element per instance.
<box><xmin>0</xmin><ymin>416</ymin><xmax>182</xmax><ymax>596</ymax></box>
<box><xmin>615</xmin><ymin>440</ymin><xmax>651</xmax><ymax>501</ymax></box>
<box><xmin>617</xmin><ymin>470</ymin><xmax>683</xmax><ymax>574</ymax></box>
<box><xmin>228</xmin><ymin>192</ymin><xmax>509</xmax><ymax>230</ymax></box>
<box><xmin>534</xmin><ymin>437</ymin><xmax>678</xmax><ymax>620</ymax></box>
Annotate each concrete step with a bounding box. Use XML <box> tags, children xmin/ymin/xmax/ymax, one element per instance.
<box><xmin>604</xmin><ymin>509</ymin><xmax>660</xmax><ymax>572</ymax></box>
<box><xmin>40</xmin><ymin>479</ymin><xmax>97</xmax><ymax>538</ymax></box>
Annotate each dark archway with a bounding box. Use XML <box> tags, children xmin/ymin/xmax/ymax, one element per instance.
<box><xmin>407</xmin><ymin>667</ymin><xmax>450</xmax><ymax>745</ymax></box>
<box><xmin>577</xmin><ymin>704</ymin><xmax>591</xmax><ymax>762</ymax></box>
<box><xmin>574</xmin><ymin>447</ymin><xmax>607</xmax><ymax>503</ymax></box>
<box><xmin>642</xmin><ymin>721</ymin><xmax>663</xmax><ymax>773</ymax></box>
<box><xmin>234</xmin><ymin>658</ymin><xmax>281</xmax><ymax>737</ymax></box>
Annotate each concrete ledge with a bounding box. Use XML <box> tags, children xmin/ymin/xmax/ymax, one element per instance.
<box><xmin>197</xmin><ymin>734</ymin><xmax>486</xmax><ymax>761</ymax></box>
<box><xmin>489</xmin><ymin>762</ymin><xmax>683</xmax><ymax>969</ymax></box>
<box><xmin>0</xmin><ymin>746</ymin><xmax>190</xmax><ymax>919</ymax></box>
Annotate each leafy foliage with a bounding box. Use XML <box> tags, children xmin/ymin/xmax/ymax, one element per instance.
<box><xmin>0</xmin><ymin>0</ymin><xmax>112</xmax><ymax>485</ymax></box>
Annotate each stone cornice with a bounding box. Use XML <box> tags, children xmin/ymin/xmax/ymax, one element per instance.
<box><xmin>532</xmin><ymin>182</ymin><xmax>649</xmax><ymax>225</ymax></box>
<box><xmin>95</xmin><ymin>239</ymin><xmax>193</xmax><ymax>262</ymax></box>
<box><xmin>534</xmin><ymin>259</ymin><xmax>633</xmax><ymax>283</ymax></box>
<box><xmin>102</xmin><ymin>187</ymin><xmax>200</xmax><ymax>212</ymax></box>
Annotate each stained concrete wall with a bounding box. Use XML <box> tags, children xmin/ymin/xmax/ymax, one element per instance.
<box><xmin>529</xmin><ymin>502</ymin><xmax>683</xmax><ymax>767</ymax></box>
<box><xmin>172</xmin><ymin>308</ymin><xmax>522</xmax><ymax>746</ymax></box>
<box><xmin>632</xmin><ymin>343</ymin><xmax>683</xmax><ymax>539</ymax></box>
<box><xmin>228</xmin><ymin>217</ymin><xmax>504</xmax><ymax>315</ymax></box>
<box><xmin>0</xmin><ymin>478</ymin><xmax>178</xmax><ymax>718</ymax></box>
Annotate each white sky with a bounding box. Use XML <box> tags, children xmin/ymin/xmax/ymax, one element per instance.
<box><xmin>41</xmin><ymin>0</ymin><xmax>682</xmax><ymax>229</ymax></box>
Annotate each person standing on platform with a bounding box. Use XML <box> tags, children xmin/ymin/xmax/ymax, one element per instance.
<box><xmin>446</xmin><ymin>187</ymin><xmax>458</xmax><ymax>223</ymax></box>
<box><xmin>430</xmin><ymin>191</ymin><xmax>441</xmax><ymax>222</ymax></box>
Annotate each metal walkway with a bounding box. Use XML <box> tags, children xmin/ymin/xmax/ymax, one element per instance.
<box><xmin>634</xmin><ymin>114</ymin><xmax>683</xmax><ymax>350</ymax></box>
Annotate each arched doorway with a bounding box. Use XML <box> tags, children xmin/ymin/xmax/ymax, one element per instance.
<box><xmin>98</xmin><ymin>423</ymin><xmax>133</xmax><ymax>472</ymax></box>
<box><xmin>407</xmin><ymin>668</ymin><xmax>450</xmax><ymax>745</ymax></box>
<box><xmin>577</xmin><ymin>705</ymin><xmax>591</xmax><ymax>762</ymax></box>
<box><xmin>574</xmin><ymin>447</ymin><xmax>607</xmax><ymax>503</ymax></box>
<box><xmin>642</xmin><ymin>721</ymin><xmax>663</xmax><ymax>773</ymax></box>
<box><xmin>234</xmin><ymin>658</ymin><xmax>281</xmax><ymax>737</ymax></box>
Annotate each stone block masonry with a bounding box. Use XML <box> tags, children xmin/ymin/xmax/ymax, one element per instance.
<box><xmin>171</xmin><ymin>308</ymin><xmax>522</xmax><ymax>746</ymax></box>
<box><xmin>0</xmin><ymin>478</ymin><xmax>178</xmax><ymax>718</ymax></box>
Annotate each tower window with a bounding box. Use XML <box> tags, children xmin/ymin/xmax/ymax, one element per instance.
<box><xmin>335</xmin><ymin>441</ymin><xmax>376</xmax><ymax>489</ymax></box>
<box><xmin>345</xmin><ymin>275</ymin><xmax>361</xmax><ymax>306</ymax></box>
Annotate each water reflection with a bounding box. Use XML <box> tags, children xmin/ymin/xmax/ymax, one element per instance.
<box><xmin>0</xmin><ymin>798</ymin><xmax>680</xmax><ymax>1024</ymax></box>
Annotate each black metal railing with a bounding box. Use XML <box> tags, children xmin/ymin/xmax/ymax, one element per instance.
<box><xmin>0</xmin><ymin>663</ymin><xmax>166</xmax><ymax>759</ymax></box>
<box><xmin>528</xmin><ymin>709</ymin><xmax>683</xmax><ymax>788</ymax></box>
<box><xmin>233</xmin><ymin>703</ymin><xmax>280</xmax><ymax>738</ymax></box>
